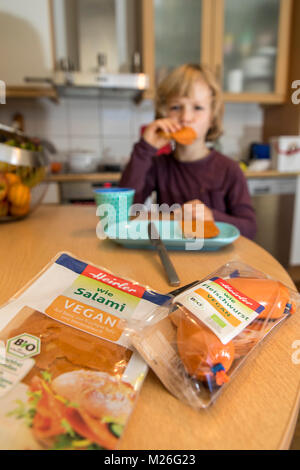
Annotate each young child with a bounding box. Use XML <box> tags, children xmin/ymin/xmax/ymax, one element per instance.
<box><xmin>120</xmin><ymin>64</ymin><xmax>257</xmax><ymax>239</ymax></box>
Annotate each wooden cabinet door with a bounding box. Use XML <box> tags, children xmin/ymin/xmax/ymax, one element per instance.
<box><xmin>0</xmin><ymin>0</ymin><xmax>55</xmax><ymax>87</ymax></box>
<box><xmin>141</xmin><ymin>0</ymin><xmax>213</xmax><ymax>98</ymax></box>
<box><xmin>212</xmin><ymin>0</ymin><xmax>292</xmax><ymax>103</ymax></box>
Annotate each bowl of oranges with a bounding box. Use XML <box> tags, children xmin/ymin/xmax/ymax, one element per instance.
<box><xmin>0</xmin><ymin>126</ymin><xmax>48</xmax><ymax>221</ymax></box>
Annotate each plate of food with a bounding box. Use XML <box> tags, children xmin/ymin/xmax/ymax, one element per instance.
<box><xmin>103</xmin><ymin>219</ymin><xmax>240</xmax><ymax>251</ymax></box>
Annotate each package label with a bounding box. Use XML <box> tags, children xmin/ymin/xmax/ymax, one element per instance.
<box><xmin>177</xmin><ymin>277</ymin><xmax>265</xmax><ymax>344</ymax></box>
<box><xmin>45</xmin><ymin>295</ymin><xmax>125</xmax><ymax>342</ymax></box>
<box><xmin>0</xmin><ymin>352</ymin><xmax>34</xmax><ymax>398</ymax></box>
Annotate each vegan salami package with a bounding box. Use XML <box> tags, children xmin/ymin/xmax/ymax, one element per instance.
<box><xmin>0</xmin><ymin>253</ymin><xmax>171</xmax><ymax>450</ymax></box>
<box><xmin>130</xmin><ymin>261</ymin><xmax>300</xmax><ymax>409</ymax></box>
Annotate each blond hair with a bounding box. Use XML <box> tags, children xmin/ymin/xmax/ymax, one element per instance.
<box><xmin>155</xmin><ymin>64</ymin><xmax>224</xmax><ymax>141</ymax></box>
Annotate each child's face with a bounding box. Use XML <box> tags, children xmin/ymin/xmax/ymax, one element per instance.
<box><xmin>166</xmin><ymin>81</ymin><xmax>212</xmax><ymax>143</ymax></box>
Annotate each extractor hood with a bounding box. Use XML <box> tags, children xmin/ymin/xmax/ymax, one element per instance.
<box><xmin>24</xmin><ymin>71</ymin><xmax>149</xmax><ymax>100</ymax></box>
<box><xmin>54</xmin><ymin>71</ymin><xmax>149</xmax><ymax>99</ymax></box>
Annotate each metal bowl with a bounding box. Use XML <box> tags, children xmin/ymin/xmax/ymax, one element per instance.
<box><xmin>0</xmin><ymin>137</ymin><xmax>49</xmax><ymax>222</ymax></box>
<box><xmin>0</xmin><ymin>142</ymin><xmax>47</xmax><ymax>168</ymax></box>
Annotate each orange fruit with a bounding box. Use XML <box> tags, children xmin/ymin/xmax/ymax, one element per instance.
<box><xmin>10</xmin><ymin>202</ymin><xmax>30</xmax><ymax>217</ymax></box>
<box><xmin>0</xmin><ymin>174</ymin><xmax>8</xmax><ymax>201</ymax></box>
<box><xmin>8</xmin><ymin>183</ymin><xmax>31</xmax><ymax>207</ymax></box>
<box><xmin>50</xmin><ymin>162</ymin><xmax>62</xmax><ymax>174</ymax></box>
<box><xmin>5</xmin><ymin>172</ymin><xmax>21</xmax><ymax>186</ymax></box>
<box><xmin>0</xmin><ymin>200</ymin><xmax>8</xmax><ymax>217</ymax></box>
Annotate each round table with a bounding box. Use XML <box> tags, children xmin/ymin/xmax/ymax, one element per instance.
<box><xmin>0</xmin><ymin>205</ymin><xmax>299</xmax><ymax>450</ymax></box>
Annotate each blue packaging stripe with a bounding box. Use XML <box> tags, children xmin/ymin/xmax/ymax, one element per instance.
<box><xmin>142</xmin><ymin>290</ymin><xmax>171</xmax><ymax>306</ymax></box>
<box><xmin>229</xmin><ymin>270</ymin><xmax>240</xmax><ymax>278</ymax></box>
<box><xmin>255</xmin><ymin>305</ymin><xmax>265</xmax><ymax>313</ymax></box>
<box><xmin>55</xmin><ymin>253</ymin><xmax>87</xmax><ymax>274</ymax></box>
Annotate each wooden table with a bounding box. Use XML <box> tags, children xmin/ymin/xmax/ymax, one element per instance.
<box><xmin>0</xmin><ymin>205</ymin><xmax>299</xmax><ymax>450</ymax></box>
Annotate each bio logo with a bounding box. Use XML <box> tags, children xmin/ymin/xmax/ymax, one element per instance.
<box><xmin>188</xmin><ymin>295</ymin><xmax>205</xmax><ymax>310</ymax></box>
<box><xmin>6</xmin><ymin>333</ymin><xmax>40</xmax><ymax>359</ymax></box>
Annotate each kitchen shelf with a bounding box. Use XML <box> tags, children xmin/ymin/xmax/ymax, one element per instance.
<box><xmin>143</xmin><ymin>90</ymin><xmax>288</xmax><ymax>104</ymax></box>
<box><xmin>46</xmin><ymin>172</ymin><xmax>121</xmax><ymax>183</ymax></box>
<box><xmin>222</xmin><ymin>92</ymin><xmax>287</xmax><ymax>104</ymax></box>
<box><xmin>244</xmin><ymin>170</ymin><xmax>300</xmax><ymax>178</ymax></box>
<box><xmin>6</xmin><ymin>86</ymin><xmax>58</xmax><ymax>100</ymax></box>
<box><xmin>45</xmin><ymin>170</ymin><xmax>300</xmax><ymax>184</ymax></box>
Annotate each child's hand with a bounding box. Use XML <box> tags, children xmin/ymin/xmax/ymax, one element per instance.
<box><xmin>182</xmin><ymin>199</ymin><xmax>214</xmax><ymax>221</ymax></box>
<box><xmin>143</xmin><ymin>118</ymin><xmax>181</xmax><ymax>149</ymax></box>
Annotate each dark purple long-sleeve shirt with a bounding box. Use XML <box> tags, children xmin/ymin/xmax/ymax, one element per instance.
<box><xmin>120</xmin><ymin>139</ymin><xmax>257</xmax><ymax>239</ymax></box>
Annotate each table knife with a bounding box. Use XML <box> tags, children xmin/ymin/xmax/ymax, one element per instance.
<box><xmin>148</xmin><ymin>222</ymin><xmax>180</xmax><ymax>287</ymax></box>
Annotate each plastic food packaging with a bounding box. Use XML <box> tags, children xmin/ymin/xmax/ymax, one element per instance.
<box><xmin>130</xmin><ymin>261</ymin><xmax>299</xmax><ymax>409</ymax></box>
<box><xmin>0</xmin><ymin>253</ymin><xmax>171</xmax><ymax>450</ymax></box>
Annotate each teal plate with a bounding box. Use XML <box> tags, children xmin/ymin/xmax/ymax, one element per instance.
<box><xmin>104</xmin><ymin>220</ymin><xmax>240</xmax><ymax>251</ymax></box>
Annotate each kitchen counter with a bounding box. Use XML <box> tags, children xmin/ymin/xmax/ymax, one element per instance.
<box><xmin>0</xmin><ymin>204</ymin><xmax>299</xmax><ymax>450</ymax></box>
<box><xmin>46</xmin><ymin>172</ymin><xmax>121</xmax><ymax>183</ymax></box>
<box><xmin>46</xmin><ymin>170</ymin><xmax>300</xmax><ymax>183</ymax></box>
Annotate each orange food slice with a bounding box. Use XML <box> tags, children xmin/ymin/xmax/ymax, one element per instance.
<box><xmin>160</xmin><ymin>127</ymin><xmax>197</xmax><ymax>145</ymax></box>
<box><xmin>180</xmin><ymin>219</ymin><xmax>220</xmax><ymax>239</ymax></box>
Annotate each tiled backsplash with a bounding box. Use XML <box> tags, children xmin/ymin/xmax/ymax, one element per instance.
<box><xmin>0</xmin><ymin>97</ymin><xmax>262</xmax><ymax>166</ymax></box>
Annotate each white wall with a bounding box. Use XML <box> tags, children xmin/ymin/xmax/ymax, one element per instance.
<box><xmin>0</xmin><ymin>98</ymin><xmax>263</xmax><ymax>166</ymax></box>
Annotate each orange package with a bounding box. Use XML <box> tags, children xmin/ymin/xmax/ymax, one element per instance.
<box><xmin>0</xmin><ymin>252</ymin><xmax>171</xmax><ymax>449</ymax></box>
<box><xmin>130</xmin><ymin>261</ymin><xmax>299</xmax><ymax>409</ymax></box>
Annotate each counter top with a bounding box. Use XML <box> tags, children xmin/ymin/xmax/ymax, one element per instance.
<box><xmin>46</xmin><ymin>170</ymin><xmax>300</xmax><ymax>183</ymax></box>
<box><xmin>244</xmin><ymin>170</ymin><xmax>300</xmax><ymax>178</ymax></box>
<box><xmin>0</xmin><ymin>205</ymin><xmax>299</xmax><ymax>450</ymax></box>
<box><xmin>46</xmin><ymin>172</ymin><xmax>121</xmax><ymax>183</ymax></box>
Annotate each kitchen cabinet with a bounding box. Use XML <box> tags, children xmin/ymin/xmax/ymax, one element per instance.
<box><xmin>0</xmin><ymin>0</ymin><xmax>57</xmax><ymax>99</ymax></box>
<box><xmin>141</xmin><ymin>0</ymin><xmax>292</xmax><ymax>103</ymax></box>
<box><xmin>262</xmin><ymin>0</ymin><xmax>300</xmax><ymax>265</ymax></box>
<box><xmin>53</xmin><ymin>0</ymin><xmax>140</xmax><ymax>75</ymax></box>
<box><xmin>0</xmin><ymin>0</ymin><xmax>142</xmax><ymax>99</ymax></box>
<box><xmin>248</xmin><ymin>177</ymin><xmax>296</xmax><ymax>267</ymax></box>
<box><xmin>263</xmin><ymin>0</ymin><xmax>300</xmax><ymax>139</ymax></box>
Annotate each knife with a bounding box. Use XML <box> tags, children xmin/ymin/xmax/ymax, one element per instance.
<box><xmin>167</xmin><ymin>279</ymin><xmax>200</xmax><ymax>296</ymax></box>
<box><xmin>148</xmin><ymin>222</ymin><xmax>180</xmax><ymax>287</ymax></box>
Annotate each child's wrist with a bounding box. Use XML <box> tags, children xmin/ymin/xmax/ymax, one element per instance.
<box><xmin>142</xmin><ymin>135</ymin><xmax>160</xmax><ymax>150</ymax></box>
<box><xmin>139</xmin><ymin>137</ymin><xmax>159</xmax><ymax>152</ymax></box>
